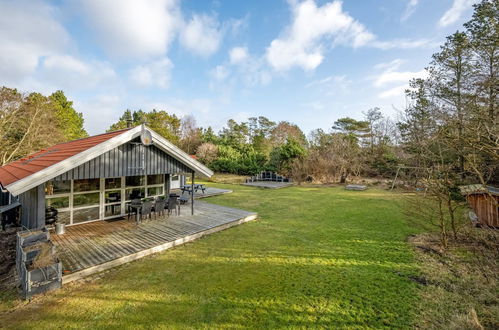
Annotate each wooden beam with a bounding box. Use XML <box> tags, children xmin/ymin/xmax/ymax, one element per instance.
<box><xmin>191</xmin><ymin>171</ymin><xmax>195</xmax><ymax>215</ymax></box>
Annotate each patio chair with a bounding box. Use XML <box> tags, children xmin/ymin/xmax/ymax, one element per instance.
<box><xmin>154</xmin><ymin>198</ymin><xmax>166</xmax><ymax>218</ymax></box>
<box><xmin>179</xmin><ymin>195</ymin><xmax>189</xmax><ymax>205</ymax></box>
<box><xmin>140</xmin><ymin>200</ymin><xmax>154</xmax><ymax>221</ymax></box>
<box><xmin>167</xmin><ymin>196</ymin><xmax>178</xmax><ymax>216</ymax></box>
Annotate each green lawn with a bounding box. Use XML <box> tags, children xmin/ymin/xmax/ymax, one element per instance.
<box><xmin>2</xmin><ymin>184</ymin><xmax>420</xmax><ymax>329</ymax></box>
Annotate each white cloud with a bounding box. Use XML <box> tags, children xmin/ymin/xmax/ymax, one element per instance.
<box><xmin>0</xmin><ymin>0</ymin><xmax>70</xmax><ymax>84</ymax></box>
<box><xmin>371</xmin><ymin>38</ymin><xmax>439</xmax><ymax>50</ymax></box>
<box><xmin>401</xmin><ymin>0</ymin><xmax>419</xmax><ymax>22</ymax></box>
<box><xmin>305</xmin><ymin>75</ymin><xmax>352</xmax><ymax>96</ymax></box>
<box><xmin>374</xmin><ymin>69</ymin><xmax>426</xmax><ymax>87</ymax></box>
<box><xmin>40</xmin><ymin>55</ymin><xmax>116</xmax><ymax>89</ymax></box>
<box><xmin>75</xmin><ymin>94</ymin><xmax>122</xmax><ymax>135</ymax></box>
<box><xmin>378</xmin><ymin>85</ymin><xmax>409</xmax><ymax>99</ymax></box>
<box><xmin>439</xmin><ymin>0</ymin><xmax>478</xmax><ymax>27</ymax></box>
<box><xmin>229</xmin><ymin>47</ymin><xmax>249</xmax><ymax>64</ymax></box>
<box><xmin>305</xmin><ymin>74</ymin><xmax>350</xmax><ymax>88</ymax></box>
<box><xmin>266</xmin><ymin>0</ymin><xmax>375</xmax><ymax>71</ymax></box>
<box><xmin>130</xmin><ymin>58</ymin><xmax>173</xmax><ymax>89</ymax></box>
<box><xmin>180</xmin><ymin>14</ymin><xmax>223</xmax><ymax>57</ymax></box>
<box><xmin>210</xmin><ymin>65</ymin><xmax>230</xmax><ymax>82</ymax></box>
<box><xmin>79</xmin><ymin>0</ymin><xmax>181</xmax><ymax>58</ymax></box>
<box><xmin>372</xmin><ymin>59</ymin><xmax>427</xmax><ymax>99</ymax></box>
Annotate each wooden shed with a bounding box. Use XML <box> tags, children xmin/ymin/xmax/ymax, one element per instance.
<box><xmin>460</xmin><ymin>185</ymin><xmax>499</xmax><ymax>228</ymax></box>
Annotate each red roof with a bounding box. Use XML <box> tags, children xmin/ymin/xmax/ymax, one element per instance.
<box><xmin>0</xmin><ymin>128</ymin><xmax>131</xmax><ymax>188</ymax></box>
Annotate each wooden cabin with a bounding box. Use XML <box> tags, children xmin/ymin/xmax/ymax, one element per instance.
<box><xmin>460</xmin><ymin>185</ymin><xmax>499</xmax><ymax>228</ymax></box>
<box><xmin>0</xmin><ymin>125</ymin><xmax>213</xmax><ymax>230</ymax></box>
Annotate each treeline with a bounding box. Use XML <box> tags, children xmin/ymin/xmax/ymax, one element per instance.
<box><xmin>107</xmin><ymin>105</ymin><xmax>400</xmax><ymax>181</ymax></box>
<box><xmin>0</xmin><ymin>88</ymin><xmax>87</xmax><ymax>166</ymax></box>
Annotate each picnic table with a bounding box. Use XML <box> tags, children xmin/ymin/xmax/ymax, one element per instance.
<box><xmin>181</xmin><ymin>184</ymin><xmax>206</xmax><ymax>195</ymax></box>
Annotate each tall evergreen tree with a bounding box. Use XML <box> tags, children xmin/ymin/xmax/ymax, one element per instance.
<box><xmin>50</xmin><ymin>90</ymin><xmax>87</xmax><ymax>140</ymax></box>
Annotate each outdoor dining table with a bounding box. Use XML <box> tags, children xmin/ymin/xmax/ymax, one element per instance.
<box><xmin>128</xmin><ymin>202</ymin><xmax>142</xmax><ymax>224</ymax></box>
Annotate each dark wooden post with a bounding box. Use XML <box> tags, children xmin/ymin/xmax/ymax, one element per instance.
<box><xmin>165</xmin><ymin>174</ymin><xmax>170</xmax><ymax>197</ymax></box>
<box><xmin>191</xmin><ymin>171</ymin><xmax>195</xmax><ymax>215</ymax></box>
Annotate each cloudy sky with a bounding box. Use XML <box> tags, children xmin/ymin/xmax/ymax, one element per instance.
<box><xmin>0</xmin><ymin>0</ymin><xmax>479</xmax><ymax>135</ymax></box>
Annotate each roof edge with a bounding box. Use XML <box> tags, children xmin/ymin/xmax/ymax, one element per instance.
<box><xmin>6</xmin><ymin>127</ymin><xmax>142</xmax><ymax>196</ymax></box>
<box><xmin>149</xmin><ymin>129</ymin><xmax>214</xmax><ymax>177</ymax></box>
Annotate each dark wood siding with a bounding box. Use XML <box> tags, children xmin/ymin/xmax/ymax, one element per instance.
<box><xmin>19</xmin><ymin>184</ymin><xmax>45</xmax><ymax>229</ymax></box>
<box><xmin>466</xmin><ymin>194</ymin><xmax>499</xmax><ymax>227</ymax></box>
<box><xmin>53</xmin><ymin>142</ymin><xmax>193</xmax><ymax>181</ymax></box>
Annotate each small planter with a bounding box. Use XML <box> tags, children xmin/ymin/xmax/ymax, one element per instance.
<box><xmin>19</xmin><ymin>260</ymin><xmax>62</xmax><ymax>300</ymax></box>
<box><xmin>55</xmin><ymin>222</ymin><xmax>65</xmax><ymax>235</ymax></box>
<box><xmin>16</xmin><ymin>229</ymin><xmax>62</xmax><ymax>299</ymax></box>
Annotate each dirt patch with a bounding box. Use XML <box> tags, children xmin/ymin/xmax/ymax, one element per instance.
<box><xmin>0</xmin><ymin>228</ymin><xmax>18</xmax><ymax>291</ymax></box>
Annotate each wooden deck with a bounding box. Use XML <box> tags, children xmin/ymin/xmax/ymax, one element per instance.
<box><xmin>51</xmin><ymin>201</ymin><xmax>257</xmax><ymax>283</ymax></box>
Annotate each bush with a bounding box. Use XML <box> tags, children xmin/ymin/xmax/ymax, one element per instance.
<box><xmin>209</xmin><ymin>145</ymin><xmax>267</xmax><ymax>175</ymax></box>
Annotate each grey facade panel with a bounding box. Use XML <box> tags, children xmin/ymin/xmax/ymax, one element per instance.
<box><xmin>52</xmin><ymin>142</ymin><xmax>192</xmax><ymax>181</ymax></box>
<box><xmin>19</xmin><ymin>184</ymin><xmax>45</xmax><ymax>229</ymax></box>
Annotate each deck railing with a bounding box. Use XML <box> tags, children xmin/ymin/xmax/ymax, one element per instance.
<box><xmin>246</xmin><ymin>171</ymin><xmax>291</xmax><ymax>183</ymax></box>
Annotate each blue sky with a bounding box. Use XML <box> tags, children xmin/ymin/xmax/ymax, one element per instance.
<box><xmin>0</xmin><ymin>0</ymin><xmax>479</xmax><ymax>136</ymax></box>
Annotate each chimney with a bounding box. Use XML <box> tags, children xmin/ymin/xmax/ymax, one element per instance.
<box><xmin>126</xmin><ymin>119</ymin><xmax>133</xmax><ymax>128</ymax></box>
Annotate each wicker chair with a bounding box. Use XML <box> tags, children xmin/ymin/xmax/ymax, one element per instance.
<box><xmin>167</xmin><ymin>196</ymin><xmax>178</xmax><ymax>216</ymax></box>
<box><xmin>154</xmin><ymin>198</ymin><xmax>167</xmax><ymax>218</ymax></box>
<box><xmin>140</xmin><ymin>200</ymin><xmax>154</xmax><ymax>221</ymax></box>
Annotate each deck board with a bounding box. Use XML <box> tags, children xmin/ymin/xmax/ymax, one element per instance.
<box><xmin>51</xmin><ymin>201</ymin><xmax>256</xmax><ymax>281</ymax></box>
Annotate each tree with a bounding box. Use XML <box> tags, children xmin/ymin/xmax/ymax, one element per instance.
<box><xmin>109</xmin><ymin>109</ymin><xmax>181</xmax><ymax>145</ymax></box>
<box><xmin>331</xmin><ymin>117</ymin><xmax>369</xmax><ymax>141</ymax></box>
<box><xmin>429</xmin><ymin>31</ymin><xmax>476</xmax><ymax>177</ymax></box>
<box><xmin>50</xmin><ymin>90</ymin><xmax>87</xmax><ymax>140</ymax></box>
<box><xmin>200</xmin><ymin>126</ymin><xmax>219</xmax><ymax>144</ymax></box>
<box><xmin>218</xmin><ymin>119</ymin><xmax>250</xmax><ymax>149</ymax></box>
<box><xmin>248</xmin><ymin>116</ymin><xmax>276</xmax><ymax>155</ymax></box>
<box><xmin>464</xmin><ymin>0</ymin><xmax>499</xmax><ymax>125</ymax></box>
<box><xmin>196</xmin><ymin>142</ymin><xmax>219</xmax><ymax>165</ymax></box>
<box><xmin>398</xmin><ymin>78</ymin><xmax>439</xmax><ymax>170</ymax></box>
<box><xmin>179</xmin><ymin>115</ymin><xmax>202</xmax><ymax>154</ymax></box>
<box><xmin>0</xmin><ymin>87</ymin><xmax>64</xmax><ymax>165</ymax></box>
<box><xmin>269</xmin><ymin>138</ymin><xmax>307</xmax><ymax>174</ymax></box>
<box><xmin>270</xmin><ymin>121</ymin><xmax>307</xmax><ymax>147</ymax></box>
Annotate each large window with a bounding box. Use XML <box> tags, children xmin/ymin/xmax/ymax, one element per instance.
<box><xmin>73</xmin><ymin>207</ymin><xmax>100</xmax><ymax>224</ymax></box>
<box><xmin>105</xmin><ymin>177</ymin><xmax>121</xmax><ymax>190</ymax></box>
<box><xmin>105</xmin><ymin>190</ymin><xmax>121</xmax><ymax>203</ymax></box>
<box><xmin>73</xmin><ymin>193</ymin><xmax>100</xmax><ymax>207</ymax></box>
<box><xmin>45</xmin><ymin>180</ymin><xmax>71</xmax><ymax>195</ymax></box>
<box><xmin>74</xmin><ymin>179</ymin><xmax>99</xmax><ymax>192</ymax></box>
<box><xmin>45</xmin><ymin>196</ymin><xmax>69</xmax><ymax>209</ymax></box>
<box><xmin>125</xmin><ymin>188</ymin><xmax>145</xmax><ymax>201</ymax></box>
<box><xmin>147</xmin><ymin>174</ymin><xmax>164</xmax><ymax>185</ymax></box>
<box><xmin>147</xmin><ymin>186</ymin><xmax>163</xmax><ymax>197</ymax></box>
<box><xmin>126</xmin><ymin>175</ymin><xmax>145</xmax><ymax>187</ymax></box>
<box><xmin>44</xmin><ymin>175</ymin><xmax>169</xmax><ymax>225</ymax></box>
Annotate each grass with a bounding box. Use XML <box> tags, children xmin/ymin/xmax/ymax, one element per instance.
<box><xmin>204</xmin><ymin>173</ymin><xmax>248</xmax><ymax>184</ymax></box>
<box><xmin>1</xmin><ymin>184</ymin><xmax>420</xmax><ymax>329</ymax></box>
<box><xmin>411</xmin><ymin>231</ymin><xmax>498</xmax><ymax>329</ymax></box>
